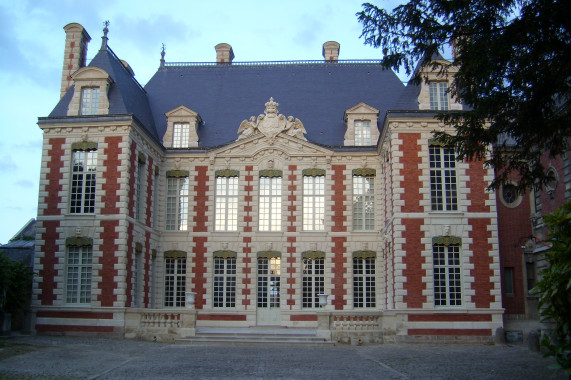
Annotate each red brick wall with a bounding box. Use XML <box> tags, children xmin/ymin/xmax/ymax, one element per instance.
<box><xmin>331</xmin><ymin>165</ymin><xmax>347</xmax><ymax>232</ymax></box>
<box><xmin>192</xmin><ymin>236</ymin><xmax>207</xmax><ymax>309</ymax></box>
<box><xmin>193</xmin><ymin>166</ymin><xmax>208</xmax><ymax>232</ymax></box>
<box><xmin>286</xmin><ymin>165</ymin><xmax>298</xmax><ymax>307</ymax></box>
<box><xmin>497</xmin><ymin>183</ymin><xmax>530</xmax><ymax>314</ymax></box>
<box><xmin>127</xmin><ymin>141</ymin><xmax>136</xmax><ymax>218</ymax></box>
<box><xmin>101</xmin><ymin>136</ymin><xmax>122</xmax><ymax>215</ymax></box>
<box><xmin>44</xmin><ymin>138</ymin><xmax>65</xmax><ymax>216</ymax></box>
<box><xmin>39</xmin><ymin>220</ymin><xmax>60</xmax><ymax>305</ymax></box>
<box><xmin>469</xmin><ymin>218</ymin><xmax>494</xmax><ymax>308</ymax></box>
<box><xmin>145</xmin><ymin>158</ymin><xmax>154</xmax><ymax>226</ymax></box>
<box><xmin>98</xmin><ymin>220</ymin><xmax>119</xmax><ymax>307</ymax></box>
<box><xmin>402</xmin><ymin>218</ymin><xmax>426</xmax><ymax>308</ymax></box>
<box><xmin>331</xmin><ymin>236</ymin><xmax>347</xmax><ymax>310</ymax></box>
<box><xmin>400</xmin><ymin>133</ymin><xmax>423</xmax><ymax>213</ymax></box>
<box><xmin>467</xmin><ymin>159</ymin><xmax>491</xmax><ymax>213</ymax></box>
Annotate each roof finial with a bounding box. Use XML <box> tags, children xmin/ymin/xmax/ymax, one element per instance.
<box><xmin>160</xmin><ymin>43</ymin><xmax>166</xmax><ymax>68</ymax></box>
<box><xmin>101</xmin><ymin>20</ymin><xmax>110</xmax><ymax>50</ymax></box>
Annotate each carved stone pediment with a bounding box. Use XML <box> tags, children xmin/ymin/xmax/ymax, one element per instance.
<box><xmin>237</xmin><ymin>98</ymin><xmax>307</xmax><ymax>142</ymax></box>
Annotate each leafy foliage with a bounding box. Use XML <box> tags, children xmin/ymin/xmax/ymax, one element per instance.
<box><xmin>0</xmin><ymin>252</ymin><xmax>34</xmax><ymax>316</ymax></box>
<box><xmin>357</xmin><ymin>0</ymin><xmax>571</xmax><ymax>190</ymax></box>
<box><xmin>532</xmin><ymin>201</ymin><xmax>571</xmax><ymax>374</ymax></box>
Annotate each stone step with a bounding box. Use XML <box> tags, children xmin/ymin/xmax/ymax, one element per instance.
<box><xmin>175</xmin><ymin>327</ymin><xmax>335</xmax><ymax>346</ymax></box>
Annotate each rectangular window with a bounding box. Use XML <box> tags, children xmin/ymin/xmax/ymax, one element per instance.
<box><xmin>303</xmin><ymin>175</ymin><xmax>325</xmax><ymax>231</ymax></box>
<box><xmin>153</xmin><ymin>169</ymin><xmax>159</xmax><ymax>228</ymax></box>
<box><xmin>429</xmin><ymin>82</ymin><xmax>449</xmax><ymax>111</ymax></box>
<box><xmin>353</xmin><ymin>175</ymin><xmax>375</xmax><ymax>230</ymax></box>
<box><xmin>66</xmin><ymin>246</ymin><xmax>92</xmax><ymax>304</ymax></box>
<box><xmin>173</xmin><ymin>123</ymin><xmax>189</xmax><ymax>148</ymax></box>
<box><xmin>135</xmin><ymin>160</ymin><xmax>144</xmax><ymax>220</ymax></box>
<box><xmin>353</xmin><ymin>257</ymin><xmax>376</xmax><ymax>308</ymax></box>
<box><xmin>302</xmin><ymin>258</ymin><xmax>325</xmax><ymax>308</ymax></box>
<box><xmin>164</xmin><ymin>257</ymin><xmax>186</xmax><ymax>307</ymax></box>
<box><xmin>215</xmin><ymin>176</ymin><xmax>238</xmax><ymax>231</ymax></box>
<box><xmin>166</xmin><ymin>177</ymin><xmax>189</xmax><ymax>231</ymax></box>
<box><xmin>433</xmin><ymin>244</ymin><xmax>462</xmax><ymax>306</ymax></box>
<box><xmin>70</xmin><ymin>150</ymin><xmax>97</xmax><ymax>214</ymax></box>
<box><xmin>429</xmin><ymin>146</ymin><xmax>458</xmax><ymax>211</ymax></box>
<box><xmin>259</xmin><ymin>176</ymin><xmax>282</xmax><ymax>231</ymax></box>
<box><xmin>354</xmin><ymin>120</ymin><xmax>371</xmax><ymax>145</ymax></box>
<box><xmin>80</xmin><ymin>87</ymin><xmax>100</xmax><ymax>115</ymax></box>
<box><xmin>134</xmin><ymin>250</ymin><xmax>142</xmax><ymax>307</ymax></box>
<box><xmin>257</xmin><ymin>257</ymin><xmax>280</xmax><ymax>307</ymax></box>
<box><xmin>213</xmin><ymin>257</ymin><xmax>236</xmax><ymax>308</ymax></box>
<box><xmin>504</xmin><ymin>267</ymin><xmax>514</xmax><ymax>296</ymax></box>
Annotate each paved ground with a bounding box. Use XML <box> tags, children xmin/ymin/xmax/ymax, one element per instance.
<box><xmin>0</xmin><ymin>335</ymin><xmax>568</xmax><ymax>379</ymax></box>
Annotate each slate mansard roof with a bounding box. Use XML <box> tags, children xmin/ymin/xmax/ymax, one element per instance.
<box><xmin>49</xmin><ymin>45</ymin><xmax>422</xmax><ymax>148</ymax></box>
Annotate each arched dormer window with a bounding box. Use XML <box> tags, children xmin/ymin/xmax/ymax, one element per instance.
<box><xmin>67</xmin><ymin>66</ymin><xmax>112</xmax><ymax>116</ymax></box>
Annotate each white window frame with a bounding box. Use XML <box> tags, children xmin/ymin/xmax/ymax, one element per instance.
<box><xmin>80</xmin><ymin>87</ymin><xmax>100</xmax><ymax>115</ymax></box>
<box><xmin>429</xmin><ymin>145</ymin><xmax>458</xmax><ymax>211</ymax></box>
<box><xmin>213</xmin><ymin>257</ymin><xmax>237</xmax><ymax>308</ymax></box>
<box><xmin>353</xmin><ymin>257</ymin><xmax>376</xmax><ymax>308</ymax></box>
<box><xmin>70</xmin><ymin>150</ymin><xmax>97</xmax><ymax>214</ymax></box>
<box><xmin>259</xmin><ymin>176</ymin><xmax>282</xmax><ymax>232</ymax></box>
<box><xmin>65</xmin><ymin>245</ymin><xmax>93</xmax><ymax>304</ymax></box>
<box><xmin>172</xmin><ymin>123</ymin><xmax>190</xmax><ymax>148</ymax></box>
<box><xmin>166</xmin><ymin>176</ymin><xmax>189</xmax><ymax>231</ymax></box>
<box><xmin>215</xmin><ymin>176</ymin><xmax>239</xmax><ymax>231</ymax></box>
<box><xmin>433</xmin><ymin>244</ymin><xmax>462</xmax><ymax>306</ymax></box>
<box><xmin>429</xmin><ymin>82</ymin><xmax>449</xmax><ymax>111</ymax></box>
<box><xmin>353</xmin><ymin>175</ymin><xmax>375</xmax><ymax>231</ymax></box>
<box><xmin>354</xmin><ymin>120</ymin><xmax>371</xmax><ymax>146</ymax></box>
<box><xmin>164</xmin><ymin>256</ymin><xmax>186</xmax><ymax>307</ymax></box>
<box><xmin>303</xmin><ymin>175</ymin><xmax>325</xmax><ymax>231</ymax></box>
<box><xmin>302</xmin><ymin>257</ymin><xmax>325</xmax><ymax>308</ymax></box>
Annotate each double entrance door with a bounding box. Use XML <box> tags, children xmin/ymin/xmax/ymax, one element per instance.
<box><xmin>256</xmin><ymin>257</ymin><xmax>281</xmax><ymax>326</ymax></box>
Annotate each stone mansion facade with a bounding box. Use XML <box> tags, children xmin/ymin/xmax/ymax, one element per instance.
<box><xmin>32</xmin><ymin>23</ymin><xmax>503</xmax><ymax>342</ymax></box>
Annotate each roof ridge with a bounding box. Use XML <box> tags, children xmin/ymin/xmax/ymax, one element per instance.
<box><xmin>163</xmin><ymin>59</ymin><xmax>383</xmax><ymax>68</ymax></box>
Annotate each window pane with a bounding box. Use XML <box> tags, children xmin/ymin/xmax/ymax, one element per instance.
<box><xmin>433</xmin><ymin>245</ymin><xmax>462</xmax><ymax>306</ymax></box>
<box><xmin>259</xmin><ymin>177</ymin><xmax>281</xmax><ymax>231</ymax></box>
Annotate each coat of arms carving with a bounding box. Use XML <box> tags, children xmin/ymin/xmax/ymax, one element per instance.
<box><xmin>237</xmin><ymin>97</ymin><xmax>307</xmax><ymax>141</ymax></box>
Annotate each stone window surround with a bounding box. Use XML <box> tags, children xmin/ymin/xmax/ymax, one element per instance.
<box><xmin>417</xmin><ymin>61</ymin><xmax>462</xmax><ymax>111</ymax></box>
<box><xmin>67</xmin><ymin>66</ymin><xmax>112</xmax><ymax>116</ymax></box>
<box><xmin>163</xmin><ymin>106</ymin><xmax>202</xmax><ymax>148</ymax></box>
<box><xmin>343</xmin><ymin>102</ymin><xmax>380</xmax><ymax>146</ymax></box>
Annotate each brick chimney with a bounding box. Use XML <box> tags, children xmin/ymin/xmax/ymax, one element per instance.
<box><xmin>215</xmin><ymin>43</ymin><xmax>234</xmax><ymax>64</ymax></box>
<box><xmin>322</xmin><ymin>41</ymin><xmax>340</xmax><ymax>62</ymax></box>
<box><xmin>60</xmin><ymin>23</ymin><xmax>91</xmax><ymax>99</ymax></box>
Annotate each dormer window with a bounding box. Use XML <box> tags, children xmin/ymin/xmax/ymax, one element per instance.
<box><xmin>344</xmin><ymin>102</ymin><xmax>379</xmax><ymax>146</ymax></box>
<box><xmin>67</xmin><ymin>67</ymin><xmax>112</xmax><ymax>116</ymax></box>
<box><xmin>173</xmin><ymin>123</ymin><xmax>190</xmax><ymax>148</ymax></box>
<box><xmin>429</xmin><ymin>82</ymin><xmax>449</xmax><ymax>110</ymax></box>
<box><xmin>80</xmin><ymin>87</ymin><xmax>100</xmax><ymax>115</ymax></box>
<box><xmin>163</xmin><ymin>106</ymin><xmax>201</xmax><ymax>148</ymax></box>
<box><xmin>354</xmin><ymin>121</ymin><xmax>371</xmax><ymax>146</ymax></box>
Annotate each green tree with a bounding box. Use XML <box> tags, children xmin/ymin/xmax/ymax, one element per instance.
<box><xmin>0</xmin><ymin>252</ymin><xmax>34</xmax><ymax>324</ymax></box>
<box><xmin>532</xmin><ymin>201</ymin><xmax>571</xmax><ymax>374</ymax></box>
<box><xmin>357</xmin><ymin>0</ymin><xmax>571</xmax><ymax>191</ymax></box>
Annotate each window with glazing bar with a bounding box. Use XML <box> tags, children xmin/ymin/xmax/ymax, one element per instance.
<box><xmin>429</xmin><ymin>145</ymin><xmax>458</xmax><ymax>211</ymax></box>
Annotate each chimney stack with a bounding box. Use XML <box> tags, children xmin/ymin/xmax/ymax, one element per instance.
<box><xmin>60</xmin><ymin>23</ymin><xmax>91</xmax><ymax>99</ymax></box>
<box><xmin>215</xmin><ymin>43</ymin><xmax>234</xmax><ymax>64</ymax></box>
<box><xmin>322</xmin><ymin>41</ymin><xmax>340</xmax><ymax>62</ymax></box>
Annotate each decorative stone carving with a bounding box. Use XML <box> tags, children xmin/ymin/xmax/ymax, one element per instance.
<box><xmin>237</xmin><ymin>98</ymin><xmax>307</xmax><ymax>141</ymax></box>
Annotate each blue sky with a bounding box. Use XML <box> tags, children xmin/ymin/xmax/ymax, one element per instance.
<box><xmin>0</xmin><ymin>0</ymin><xmax>407</xmax><ymax>244</ymax></box>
